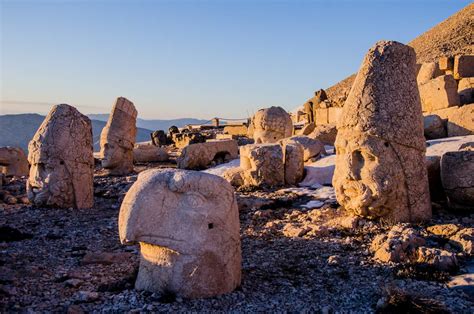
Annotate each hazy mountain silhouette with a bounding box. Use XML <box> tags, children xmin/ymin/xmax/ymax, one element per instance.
<box><xmin>0</xmin><ymin>113</ymin><xmax>153</xmax><ymax>152</ymax></box>
<box><xmin>87</xmin><ymin>114</ymin><xmax>208</xmax><ymax>131</ymax></box>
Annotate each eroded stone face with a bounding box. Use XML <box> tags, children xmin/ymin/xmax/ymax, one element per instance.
<box><xmin>119</xmin><ymin>169</ymin><xmax>241</xmax><ymax>298</ymax></box>
<box><xmin>27</xmin><ymin>104</ymin><xmax>94</xmax><ymax>208</ymax></box>
<box><xmin>0</xmin><ymin>147</ymin><xmax>29</xmax><ymax>177</ymax></box>
<box><xmin>100</xmin><ymin>97</ymin><xmax>137</xmax><ymax>175</ymax></box>
<box><xmin>333</xmin><ymin>130</ymin><xmax>407</xmax><ymax>219</ymax></box>
<box><xmin>252</xmin><ymin>106</ymin><xmax>293</xmax><ymax>144</ymax></box>
<box><xmin>333</xmin><ymin>41</ymin><xmax>431</xmax><ymax>223</ymax></box>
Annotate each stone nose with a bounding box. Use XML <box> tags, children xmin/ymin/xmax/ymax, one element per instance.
<box><xmin>346</xmin><ymin>151</ymin><xmax>363</xmax><ymax>181</ymax></box>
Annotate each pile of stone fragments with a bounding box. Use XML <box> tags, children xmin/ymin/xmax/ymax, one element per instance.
<box><xmin>0</xmin><ymin>41</ymin><xmax>473</xmax><ymax>312</ymax></box>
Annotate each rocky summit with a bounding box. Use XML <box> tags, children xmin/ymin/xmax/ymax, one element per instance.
<box><xmin>1</xmin><ymin>2</ymin><xmax>474</xmax><ymax>313</ymax></box>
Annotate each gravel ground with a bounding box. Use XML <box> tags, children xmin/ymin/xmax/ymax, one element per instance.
<box><xmin>0</xmin><ymin>169</ymin><xmax>473</xmax><ymax>312</ymax></box>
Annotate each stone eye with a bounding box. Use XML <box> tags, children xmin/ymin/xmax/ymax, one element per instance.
<box><xmin>184</xmin><ymin>192</ymin><xmax>205</xmax><ymax>208</ymax></box>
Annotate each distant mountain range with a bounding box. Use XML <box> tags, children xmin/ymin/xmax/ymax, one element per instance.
<box><xmin>0</xmin><ymin>113</ymin><xmax>154</xmax><ymax>152</ymax></box>
<box><xmin>87</xmin><ymin>114</ymin><xmax>208</xmax><ymax>131</ymax></box>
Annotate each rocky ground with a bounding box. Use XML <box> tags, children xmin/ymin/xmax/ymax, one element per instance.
<box><xmin>1</xmin><ymin>165</ymin><xmax>473</xmax><ymax>312</ymax></box>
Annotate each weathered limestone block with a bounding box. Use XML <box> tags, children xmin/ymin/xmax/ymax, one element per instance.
<box><xmin>333</xmin><ymin>41</ymin><xmax>431</xmax><ymax>223</ymax></box>
<box><xmin>439</xmin><ymin>56</ymin><xmax>454</xmax><ymax>72</ymax></box>
<box><xmin>441</xmin><ymin>151</ymin><xmax>474</xmax><ymax>210</ymax></box>
<box><xmin>282</xmin><ymin>142</ymin><xmax>304</xmax><ymax>186</ymax></box>
<box><xmin>282</xmin><ymin>136</ymin><xmax>326</xmax><ymax>162</ymax></box>
<box><xmin>223</xmin><ymin>124</ymin><xmax>248</xmax><ymax>136</ymax></box>
<box><xmin>222</xmin><ymin>167</ymin><xmax>244</xmax><ymax>187</ymax></box>
<box><xmin>428</xmin><ymin>106</ymin><xmax>460</xmax><ymax>121</ymax></box>
<box><xmin>119</xmin><ymin>169</ymin><xmax>241</xmax><ymax>298</ymax></box>
<box><xmin>299</xmin><ymin>122</ymin><xmax>315</xmax><ymax>136</ymax></box>
<box><xmin>454</xmin><ymin>55</ymin><xmax>474</xmax><ymax>79</ymax></box>
<box><xmin>100</xmin><ymin>97</ymin><xmax>137</xmax><ymax>175</ymax></box>
<box><xmin>458</xmin><ymin>77</ymin><xmax>474</xmax><ymax>105</ymax></box>
<box><xmin>133</xmin><ymin>142</ymin><xmax>169</xmax><ymax>163</ymax></box>
<box><xmin>240</xmin><ymin>144</ymin><xmax>284</xmax><ymax>186</ymax></box>
<box><xmin>371</xmin><ymin>225</ymin><xmax>425</xmax><ymax>263</ymax></box>
<box><xmin>27</xmin><ymin>104</ymin><xmax>94</xmax><ymax>208</ymax></box>
<box><xmin>314</xmin><ymin>108</ymin><xmax>329</xmax><ymax>125</ymax></box>
<box><xmin>447</xmin><ymin>104</ymin><xmax>474</xmax><ymax>137</ymax></box>
<box><xmin>172</xmin><ymin>132</ymin><xmax>206</xmax><ymax>149</ymax></box>
<box><xmin>308</xmin><ymin>124</ymin><xmax>337</xmax><ymax>146</ymax></box>
<box><xmin>328</xmin><ymin>107</ymin><xmax>343</xmax><ymax>125</ymax></box>
<box><xmin>177</xmin><ymin>140</ymin><xmax>238</xmax><ymax>170</ymax></box>
<box><xmin>0</xmin><ymin>147</ymin><xmax>29</xmax><ymax>177</ymax></box>
<box><xmin>416</xmin><ymin>62</ymin><xmax>443</xmax><ymax>85</ymax></box>
<box><xmin>251</xmin><ymin>106</ymin><xmax>293</xmax><ymax>144</ymax></box>
<box><xmin>419</xmin><ymin>75</ymin><xmax>460</xmax><ymax>112</ymax></box>
<box><xmin>303</xmin><ymin>101</ymin><xmax>314</xmax><ymax>124</ymax></box>
<box><xmin>424</xmin><ymin>114</ymin><xmax>446</xmax><ymax>139</ymax></box>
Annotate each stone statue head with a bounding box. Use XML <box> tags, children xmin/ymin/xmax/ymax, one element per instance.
<box><xmin>252</xmin><ymin>106</ymin><xmax>293</xmax><ymax>144</ymax></box>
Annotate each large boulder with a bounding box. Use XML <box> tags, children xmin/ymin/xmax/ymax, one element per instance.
<box><xmin>281</xmin><ymin>135</ymin><xmax>326</xmax><ymax>162</ymax></box>
<box><xmin>308</xmin><ymin>124</ymin><xmax>338</xmax><ymax>146</ymax></box>
<box><xmin>447</xmin><ymin>104</ymin><xmax>474</xmax><ymax>137</ymax></box>
<box><xmin>424</xmin><ymin>114</ymin><xmax>446</xmax><ymax>139</ymax></box>
<box><xmin>282</xmin><ymin>141</ymin><xmax>304</xmax><ymax>186</ymax></box>
<box><xmin>240</xmin><ymin>144</ymin><xmax>285</xmax><ymax>186</ymax></box>
<box><xmin>118</xmin><ymin>169</ymin><xmax>241</xmax><ymax>298</ymax></box>
<box><xmin>0</xmin><ymin>147</ymin><xmax>29</xmax><ymax>177</ymax></box>
<box><xmin>333</xmin><ymin>41</ymin><xmax>431</xmax><ymax>222</ymax></box>
<box><xmin>416</xmin><ymin>62</ymin><xmax>443</xmax><ymax>85</ymax></box>
<box><xmin>99</xmin><ymin>97</ymin><xmax>137</xmax><ymax>175</ymax></box>
<box><xmin>251</xmin><ymin>106</ymin><xmax>293</xmax><ymax>144</ymax></box>
<box><xmin>27</xmin><ymin>104</ymin><xmax>94</xmax><ymax>208</ymax></box>
<box><xmin>418</xmin><ymin>75</ymin><xmax>460</xmax><ymax>112</ymax></box>
<box><xmin>177</xmin><ymin>140</ymin><xmax>238</xmax><ymax>170</ymax></box>
<box><xmin>441</xmin><ymin>150</ymin><xmax>474</xmax><ymax>210</ymax></box>
<box><xmin>458</xmin><ymin>78</ymin><xmax>474</xmax><ymax>105</ymax></box>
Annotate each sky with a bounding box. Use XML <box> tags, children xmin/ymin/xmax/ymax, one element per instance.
<box><xmin>0</xmin><ymin>0</ymin><xmax>471</xmax><ymax>120</ymax></box>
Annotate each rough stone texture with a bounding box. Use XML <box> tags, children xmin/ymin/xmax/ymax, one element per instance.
<box><xmin>150</xmin><ymin>130</ymin><xmax>168</xmax><ymax>147</ymax></box>
<box><xmin>419</xmin><ymin>75</ymin><xmax>461</xmax><ymax>112</ymax></box>
<box><xmin>333</xmin><ymin>41</ymin><xmax>431</xmax><ymax>223</ymax></box>
<box><xmin>133</xmin><ymin>141</ymin><xmax>169</xmax><ymax>163</ymax></box>
<box><xmin>303</xmin><ymin>101</ymin><xmax>314</xmax><ymax>124</ymax></box>
<box><xmin>447</xmin><ymin>104</ymin><xmax>474</xmax><ymax>137</ymax></box>
<box><xmin>282</xmin><ymin>136</ymin><xmax>326</xmax><ymax>162</ymax></box>
<box><xmin>454</xmin><ymin>55</ymin><xmax>474</xmax><ymax>79</ymax></box>
<box><xmin>299</xmin><ymin>122</ymin><xmax>315</xmax><ymax>136</ymax></box>
<box><xmin>308</xmin><ymin>124</ymin><xmax>338</xmax><ymax>146</ymax></box>
<box><xmin>282</xmin><ymin>142</ymin><xmax>304</xmax><ymax>186</ymax></box>
<box><xmin>177</xmin><ymin>140</ymin><xmax>238</xmax><ymax>170</ymax></box>
<box><xmin>328</xmin><ymin>107</ymin><xmax>343</xmax><ymax>125</ymax></box>
<box><xmin>450</xmin><ymin>228</ymin><xmax>474</xmax><ymax>254</ymax></box>
<box><xmin>0</xmin><ymin>147</ymin><xmax>29</xmax><ymax>177</ymax></box>
<box><xmin>119</xmin><ymin>169</ymin><xmax>241</xmax><ymax>298</ymax></box>
<box><xmin>427</xmin><ymin>224</ymin><xmax>460</xmax><ymax>237</ymax></box>
<box><xmin>371</xmin><ymin>225</ymin><xmax>425</xmax><ymax>263</ymax></box>
<box><xmin>439</xmin><ymin>56</ymin><xmax>454</xmax><ymax>71</ymax></box>
<box><xmin>458</xmin><ymin>77</ymin><xmax>474</xmax><ymax>104</ymax></box>
<box><xmin>27</xmin><ymin>104</ymin><xmax>94</xmax><ymax>208</ymax></box>
<box><xmin>441</xmin><ymin>150</ymin><xmax>474</xmax><ymax>210</ymax></box>
<box><xmin>429</xmin><ymin>106</ymin><xmax>461</xmax><ymax>121</ymax></box>
<box><xmin>314</xmin><ymin>108</ymin><xmax>329</xmax><ymax>125</ymax></box>
<box><xmin>415</xmin><ymin>247</ymin><xmax>458</xmax><ymax>271</ymax></box>
<box><xmin>100</xmin><ymin>97</ymin><xmax>137</xmax><ymax>175</ymax></box>
<box><xmin>251</xmin><ymin>106</ymin><xmax>293</xmax><ymax>144</ymax></box>
<box><xmin>416</xmin><ymin>62</ymin><xmax>443</xmax><ymax>85</ymax></box>
<box><xmin>173</xmin><ymin>132</ymin><xmax>206</xmax><ymax>149</ymax></box>
<box><xmin>223</xmin><ymin>125</ymin><xmax>248</xmax><ymax>136</ymax></box>
<box><xmin>240</xmin><ymin>144</ymin><xmax>284</xmax><ymax>187</ymax></box>
<box><xmin>424</xmin><ymin>114</ymin><xmax>446</xmax><ymax>139</ymax></box>
<box><xmin>222</xmin><ymin>167</ymin><xmax>244</xmax><ymax>187</ymax></box>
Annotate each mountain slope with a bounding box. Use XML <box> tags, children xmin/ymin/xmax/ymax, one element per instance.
<box><xmin>325</xmin><ymin>3</ymin><xmax>473</xmax><ymax>102</ymax></box>
<box><xmin>87</xmin><ymin>114</ymin><xmax>208</xmax><ymax>131</ymax></box>
<box><xmin>0</xmin><ymin>114</ymin><xmax>153</xmax><ymax>153</ymax></box>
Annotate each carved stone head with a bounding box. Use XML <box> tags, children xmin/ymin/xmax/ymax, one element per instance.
<box><xmin>252</xmin><ymin>106</ymin><xmax>293</xmax><ymax>144</ymax></box>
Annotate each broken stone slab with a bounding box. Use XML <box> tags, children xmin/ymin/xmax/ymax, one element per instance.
<box><xmin>281</xmin><ymin>135</ymin><xmax>326</xmax><ymax>162</ymax></box>
<box><xmin>447</xmin><ymin>103</ymin><xmax>474</xmax><ymax>137</ymax></box>
<box><xmin>99</xmin><ymin>97</ymin><xmax>137</xmax><ymax>175</ymax></box>
<box><xmin>439</xmin><ymin>56</ymin><xmax>454</xmax><ymax>72</ymax></box>
<box><xmin>172</xmin><ymin>132</ymin><xmax>206</xmax><ymax>149</ymax></box>
<box><xmin>282</xmin><ymin>141</ymin><xmax>304</xmax><ymax>186</ymax></box>
<box><xmin>119</xmin><ymin>169</ymin><xmax>241</xmax><ymax>298</ymax></box>
<box><xmin>308</xmin><ymin>124</ymin><xmax>337</xmax><ymax>146</ymax></box>
<box><xmin>177</xmin><ymin>139</ymin><xmax>238</xmax><ymax>170</ymax></box>
<box><xmin>133</xmin><ymin>141</ymin><xmax>169</xmax><ymax>163</ymax></box>
<box><xmin>334</xmin><ymin>41</ymin><xmax>431</xmax><ymax>223</ymax></box>
<box><xmin>240</xmin><ymin>143</ymin><xmax>285</xmax><ymax>187</ymax></box>
<box><xmin>454</xmin><ymin>55</ymin><xmax>474</xmax><ymax>79</ymax></box>
<box><xmin>251</xmin><ymin>106</ymin><xmax>293</xmax><ymax>144</ymax></box>
<box><xmin>328</xmin><ymin>107</ymin><xmax>343</xmax><ymax>125</ymax></box>
<box><xmin>419</xmin><ymin>75</ymin><xmax>461</xmax><ymax>112</ymax></box>
<box><xmin>27</xmin><ymin>104</ymin><xmax>94</xmax><ymax>209</ymax></box>
<box><xmin>0</xmin><ymin>147</ymin><xmax>29</xmax><ymax>177</ymax></box>
<box><xmin>441</xmin><ymin>150</ymin><xmax>474</xmax><ymax>210</ymax></box>
<box><xmin>314</xmin><ymin>108</ymin><xmax>329</xmax><ymax>125</ymax></box>
<box><xmin>223</xmin><ymin>124</ymin><xmax>248</xmax><ymax>136</ymax></box>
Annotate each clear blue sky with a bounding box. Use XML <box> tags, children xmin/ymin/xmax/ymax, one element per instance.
<box><xmin>0</xmin><ymin>0</ymin><xmax>470</xmax><ymax>119</ymax></box>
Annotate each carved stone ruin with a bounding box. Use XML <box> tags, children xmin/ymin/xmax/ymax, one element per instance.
<box><xmin>27</xmin><ymin>104</ymin><xmax>94</xmax><ymax>208</ymax></box>
<box><xmin>99</xmin><ymin>97</ymin><xmax>137</xmax><ymax>175</ymax></box>
<box><xmin>119</xmin><ymin>169</ymin><xmax>241</xmax><ymax>298</ymax></box>
<box><xmin>251</xmin><ymin>106</ymin><xmax>293</xmax><ymax>144</ymax></box>
<box><xmin>333</xmin><ymin>41</ymin><xmax>431</xmax><ymax>223</ymax></box>
<box><xmin>0</xmin><ymin>147</ymin><xmax>29</xmax><ymax>177</ymax></box>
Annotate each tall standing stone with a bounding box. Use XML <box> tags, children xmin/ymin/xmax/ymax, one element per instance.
<box><xmin>100</xmin><ymin>97</ymin><xmax>137</xmax><ymax>175</ymax></box>
<box><xmin>333</xmin><ymin>41</ymin><xmax>431</xmax><ymax>223</ymax></box>
<box><xmin>27</xmin><ymin>104</ymin><xmax>94</xmax><ymax>208</ymax></box>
